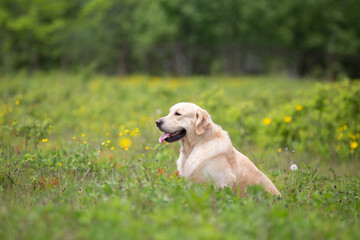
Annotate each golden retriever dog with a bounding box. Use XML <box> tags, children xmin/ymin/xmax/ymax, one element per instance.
<box><xmin>156</xmin><ymin>102</ymin><xmax>281</xmax><ymax>196</ymax></box>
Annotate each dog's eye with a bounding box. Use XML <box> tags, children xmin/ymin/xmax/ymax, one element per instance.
<box><xmin>175</xmin><ymin>112</ymin><xmax>181</xmax><ymax>116</ymax></box>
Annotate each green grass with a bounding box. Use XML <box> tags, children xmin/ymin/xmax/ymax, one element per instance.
<box><xmin>0</xmin><ymin>73</ymin><xmax>359</xmax><ymax>239</ymax></box>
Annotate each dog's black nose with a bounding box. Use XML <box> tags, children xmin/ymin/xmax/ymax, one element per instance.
<box><xmin>156</xmin><ymin>119</ymin><xmax>163</xmax><ymax>127</ymax></box>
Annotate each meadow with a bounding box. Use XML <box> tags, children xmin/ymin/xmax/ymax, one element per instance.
<box><xmin>0</xmin><ymin>73</ymin><xmax>359</xmax><ymax>239</ymax></box>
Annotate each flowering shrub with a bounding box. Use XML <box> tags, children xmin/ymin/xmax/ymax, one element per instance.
<box><xmin>258</xmin><ymin>80</ymin><xmax>360</xmax><ymax>160</ymax></box>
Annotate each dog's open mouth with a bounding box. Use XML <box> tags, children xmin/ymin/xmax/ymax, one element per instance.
<box><xmin>159</xmin><ymin>129</ymin><xmax>186</xmax><ymax>143</ymax></box>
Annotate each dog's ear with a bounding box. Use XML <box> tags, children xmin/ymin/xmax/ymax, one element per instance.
<box><xmin>195</xmin><ymin>109</ymin><xmax>212</xmax><ymax>135</ymax></box>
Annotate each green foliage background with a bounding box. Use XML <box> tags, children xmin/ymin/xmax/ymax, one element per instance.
<box><xmin>1</xmin><ymin>0</ymin><xmax>360</xmax><ymax>77</ymax></box>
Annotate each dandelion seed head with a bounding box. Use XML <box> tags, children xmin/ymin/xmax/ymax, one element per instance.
<box><xmin>156</xmin><ymin>109</ymin><xmax>162</xmax><ymax>115</ymax></box>
<box><xmin>290</xmin><ymin>163</ymin><xmax>298</xmax><ymax>171</ymax></box>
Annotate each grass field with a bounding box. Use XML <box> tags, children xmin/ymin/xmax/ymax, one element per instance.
<box><xmin>1</xmin><ymin>73</ymin><xmax>359</xmax><ymax>239</ymax></box>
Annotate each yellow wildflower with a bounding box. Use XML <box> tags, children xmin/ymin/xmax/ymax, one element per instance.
<box><xmin>295</xmin><ymin>105</ymin><xmax>303</xmax><ymax>111</ymax></box>
<box><xmin>263</xmin><ymin>118</ymin><xmax>271</xmax><ymax>125</ymax></box>
<box><xmin>59</xmin><ymin>163</ymin><xmax>62</xmax><ymax>167</ymax></box>
<box><xmin>72</xmin><ymin>136</ymin><xmax>76</xmax><ymax>140</ymax></box>
<box><xmin>337</xmin><ymin>133</ymin><xmax>343</xmax><ymax>141</ymax></box>
<box><xmin>119</xmin><ymin>132</ymin><xmax>123</xmax><ymax>136</ymax></box>
<box><xmin>124</xmin><ymin>129</ymin><xmax>130</xmax><ymax>134</ymax></box>
<box><xmin>84</xmin><ymin>141</ymin><xmax>87</xmax><ymax>144</ymax></box>
<box><xmin>277</xmin><ymin>148</ymin><xmax>282</xmax><ymax>153</ymax></box>
<box><xmin>15</xmin><ymin>100</ymin><xmax>20</xmax><ymax>105</ymax></box>
<box><xmin>105</xmin><ymin>144</ymin><xmax>108</xmax><ymax>147</ymax></box>
<box><xmin>348</xmin><ymin>133</ymin><xmax>356</xmax><ymax>141</ymax></box>
<box><xmin>151</xmin><ymin>77</ymin><xmax>161</xmax><ymax>82</ymax></box>
<box><xmin>343</xmin><ymin>125</ymin><xmax>348</xmax><ymax>130</ymax></box>
<box><xmin>145</xmin><ymin>146</ymin><xmax>149</xmax><ymax>150</ymax></box>
<box><xmin>336</xmin><ymin>145</ymin><xmax>341</xmax><ymax>150</ymax></box>
<box><xmin>81</xmin><ymin>133</ymin><xmax>86</xmax><ymax>137</ymax></box>
<box><xmin>350</xmin><ymin>141</ymin><xmax>358</xmax><ymax>149</ymax></box>
<box><xmin>284</xmin><ymin>116</ymin><xmax>292</xmax><ymax>123</ymax></box>
<box><xmin>153</xmin><ymin>147</ymin><xmax>157</xmax><ymax>150</ymax></box>
<box><xmin>119</xmin><ymin>138</ymin><xmax>132</xmax><ymax>149</ymax></box>
<box><xmin>42</xmin><ymin>139</ymin><xmax>48</xmax><ymax>143</ymax></box>
<box><xmin>107</xmin><ymin>140</ymin><xmax>111</xmax><ymax>143</ymax></box>
<box><xmin>124</xmin><ymin>148</ymin><xmax>128</xmax><ymax>151</ymax></box>
<box><xmin>110</xmin><ymin>146</ymin><xmax>115</xmax><ymax>150</ymax></box>
<box><xmin>105</xmin><ymin>131</ymin><xmax>110</xmax><ymax>136</ymax></box>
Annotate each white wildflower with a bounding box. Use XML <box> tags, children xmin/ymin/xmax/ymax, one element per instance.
<box><xmin>290</xmin><ymin>163</ymin><xmax>298</xmax><ymax>171</ymax></box>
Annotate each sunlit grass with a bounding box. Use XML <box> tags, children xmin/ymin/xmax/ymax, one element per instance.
<box><xmin>0</xmin><ymin>73</ymin><xmax>359</xmax><ymax>239</ymax></box>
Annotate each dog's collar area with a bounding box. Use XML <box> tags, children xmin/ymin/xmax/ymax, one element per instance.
<box><xmin>159</xmin><ymin>129</ymin><xmax>186</xmax><ymax>143</ymax></box>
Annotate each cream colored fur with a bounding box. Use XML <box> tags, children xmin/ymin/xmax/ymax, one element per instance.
<box><xmin>157</xmin><ymin>102</ymin><xmax>281</xmax><ymax>196</ymax></box>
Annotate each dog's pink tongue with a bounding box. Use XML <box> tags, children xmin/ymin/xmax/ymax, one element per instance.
<box><xmin>159</xmin><ymin>132</ymin><xmax>170</xmax><ymax>143</ymax></box>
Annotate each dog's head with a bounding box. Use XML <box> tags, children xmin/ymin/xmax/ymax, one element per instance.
<box><xmin>156</xmin><ymin>102</ymin><xmax>212</xmax><ymax>143</ymax></box>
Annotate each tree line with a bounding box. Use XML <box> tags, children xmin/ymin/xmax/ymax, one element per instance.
<box><xmin>1</xmin><ymin>0</ymin><xmax>359</xmax><ymax>78</ymax></box>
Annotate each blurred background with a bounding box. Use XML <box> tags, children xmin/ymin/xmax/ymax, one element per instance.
<box><xmin>0</xmin><ymin>0</ymin><xmax>359</xmax><ymax>79</ymax></box>
<box><xmin>1</xmin><ymin>0</ymin><xmax>360</xmax><ymax>168</ymax></box>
